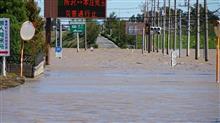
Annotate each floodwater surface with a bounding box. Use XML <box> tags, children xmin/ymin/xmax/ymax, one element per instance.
<box><xmin>1</xmin><ymin>49</ymin><xmax>220</xmax><ymax>122</ymax></box>
<box><xmin>1</xmin><ymin>70</ymin><xmax>219</xmax><ymax>123</ymax></box>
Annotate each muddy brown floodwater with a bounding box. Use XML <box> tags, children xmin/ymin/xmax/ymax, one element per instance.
<box><xmin>0</xmin><ymin>49</ymin><xmax>220</xmax><ymax>123</ymax></box>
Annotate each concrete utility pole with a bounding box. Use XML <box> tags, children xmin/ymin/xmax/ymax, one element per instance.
<box><xmin>149</xmin><ymin>0</ymin><xmax>154</xmax><ymax>53</ymax></box>
<box><xmin>157</xmin><ymin>0</ymin><xmax>160</xmax><ymax>52</ymax></box>
<box><xmin>153</xmin><ymin>0</ymin><xmax>156</xmax><ymax>52</ymax></box>
<box><xmin>174</xmin><ymin>0</ymin><xmax>177</xmax><ymax>50</ymax></box>
<box><xmin>204</xmin><ymin>0</ymin><xmax>209</xmax><ymax>61</ymax></box>
<box><xmin>187</xmin><ymin>0</ymin><xmax>191</xmax><ymax>56</ymax></box>
<box><xmin>146</xmin><ymin>0</ymin><xmax>149</xmax><ymax>51</ymax></box>
<box><xmin>143</xmin><ymin>0</ymin><xmax>147</xmax><ymax>54</ymax></box>
<box><xmin>179</xmin><ymin>12</ymin><xmax>182</xmax><ymax>58</ymax></box>
<box><xmin>167</xmin><ymin>0</ymin><xmax>171</xmax><ymax>55</ymax></box>
<box><xmin>162</xmin><ymin>0</ymin><xmax>166</xmax><ymax>55</ymax></box>
<box><xmin>195</xmin><ymin>0</ymin><xmax>200</xmax><ymax>60</ymax></box>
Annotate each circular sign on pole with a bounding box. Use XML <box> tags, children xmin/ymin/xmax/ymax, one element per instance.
<box><xmin>214</xmin><ymin>20</ymin><xmax>220</xmax><ymax>38</ymax></box>
<box><xmin>20</xmin><ymin>21</ymin><xmax>35</xmax><ymax>41</ymax></box>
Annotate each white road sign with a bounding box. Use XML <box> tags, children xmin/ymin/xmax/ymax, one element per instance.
<box><xmin>0</xmin><ymin>18</ymin><xmax>10</xmax><ymax>56</ymax></box>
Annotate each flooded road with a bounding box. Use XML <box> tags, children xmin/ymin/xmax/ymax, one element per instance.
<box><xmin>96</xmin><ymin>36</ymin><xmax>119</xmax><ymax>49</ymax></box>
<box><xmin>1</xmin><ymin>49</ymin><xmax>220</xmax><ymax>122</ymax></box>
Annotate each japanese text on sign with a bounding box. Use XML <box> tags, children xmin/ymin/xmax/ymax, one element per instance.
<box><xmin>58</xmin><ymin>0</ymin><xmax>106</xmax><ymax>18</ymax></box>
<box><xmin>70</xmin><ymin>24</ymin><xmax>85</xmax><ymax>33</ymax></box>
<box><xmin>0</xmin><ymin>18</ymin><xmax>10</xmax><ymax>56</ymax></box>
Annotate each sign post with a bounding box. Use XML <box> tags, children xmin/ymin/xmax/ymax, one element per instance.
<box><xmin>214</xmin><ymin>20</ymin><xmax>220</xmax><ymax>83</ymax></box>
<box><xmin>55</xmin><ymin>20</ymin><xmax>63</xmax><ymax>58</ymax></box>
<box><xmin>85</xmin><ymin>22</ymin><xmax>87</xmax><ymax>51</ymax></box>
<box><xmin>77</xmin><ymin>32</ymin><xmax>80</xmax><ymax>52</ymax></box>
<box><xmin>20</xmin><ymin>21</ymin><xmax>35</xmax><ymax>77</ymax></box>
<box><xmin>0</xmin><ymin>18</ymin><xmax>10</xmax><ymax>76</ymax></box>
<box><xmin>70</xmin><ymin>23</ymin><xmax>85</xmax><ymax>52</ymax></box>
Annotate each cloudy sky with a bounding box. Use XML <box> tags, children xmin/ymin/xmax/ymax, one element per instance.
<box><xmin>36</xmin><ymin>0</ymin><xmax>220</xmax><ymax>17</ymax></box>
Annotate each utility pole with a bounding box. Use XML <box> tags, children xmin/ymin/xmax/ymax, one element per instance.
<box><xmin>195</xmin><ymin>0</ymin><xmax>200</xmax><ymax>60</ymax></box>
<box><xmin>152</xmin><ymin>0</ymin><xmax>156</xmax><ymax>52</ymax></box>
<box><xmin>162</xmin><ymin>0</ymin><xmax>166</xmax><ymax>55</ymax></box>
<box><xmin>143</xmin><ymin>0</ymin><xmax>147</xmax><ymax>54</ymax></box>
<box><xmin>174</xmin><ymin>0</ymin><xmax>177</xmax><ymax>50</ymax></box>
<box><xmin>149</xmin><ymin>0</ymin><xmax>154</xmax><ymax>53</ymax></box>
<box><xmin>204</xmin><ymin>0</ymin><xmax>209</xmax><ymax>61</ymax></box>
<box><xmin>167</xmin><ymin>0</ymin><xmax>171</xmax><ymax>55</ymax></box>
<box><xmin>187</xmin><ymin>0</ymin><xmax>191</xmax><ymax>56</ymax></box>
<box><xmin>179</xmin><ymin>12</ymin><xmax>182</xmax><ymax>58</ymax></box>
<box><xmin>145</xmin><ymin>0</ymin><xmax>149</xmax><ymax>52</ymax></box>
<box><xmin>157</xmin><ymin>0</ymin><xmax>160</xmax><ymax>52</ymax></box>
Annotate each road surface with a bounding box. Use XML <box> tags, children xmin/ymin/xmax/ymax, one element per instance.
<box><xmin>96</xmin><ymin>36</ymin><xmax>119</xmax><ymax>48</ymax></box>
<box><xmin>0</xmin><ymin>49</ymin><xmax>219</xmax><ymax>122</ymax></box>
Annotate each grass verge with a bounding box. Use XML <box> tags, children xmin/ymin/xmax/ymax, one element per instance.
<box><xmin>0</xmin><ymin>73</ymin><xmax>25</xmax><ymax>90</ymax></box>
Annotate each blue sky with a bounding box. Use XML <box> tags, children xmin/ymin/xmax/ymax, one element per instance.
<box><xmin>36</xmin><ymin>0</ymin><xmax>220</xmax><ymax>17</ymax></box>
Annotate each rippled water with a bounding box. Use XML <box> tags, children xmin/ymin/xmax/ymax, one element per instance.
<box><xmin>0</xmin><ymin>70</ymin><xmax>219</xmax><ymax>123</ymax></box>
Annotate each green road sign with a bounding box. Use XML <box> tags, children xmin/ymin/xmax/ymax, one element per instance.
<box><xmin>70</xmin><ymin>24</ymin><xmax>85</xmax><ymax>33</ymax></box>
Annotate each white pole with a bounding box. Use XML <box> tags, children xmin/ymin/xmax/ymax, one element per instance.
<box><xmin>59</xmin><ymin>21</ymin><xmax>63</xmax><ymax>58</ymax></box>
<box><xmin>2</xmin><ymin>56</ymin><xmax>6</xmax><ymax>76</ymax></box>
<box><xmin>187</xmin><ymin>0</ymin><xmax>191</xmax><ymax>56</ymax></box>
<box><xmin>174</xmin><ymin>0</ymin><xmax>177</xmax><ymax>50</ymax></box>
<box><xmin>162</xmin><ymin>0</ymin><xmax>166</xmax><ymax>55</ymax></box>
<box><xmin>196</xmin><ymin>0</ymin><xmax>200</xmax><ymax>60</ymax></box>
<box><xmin>77</xmin><ymin>32</ymin><xmax>79</xmax><ymax>52</ymax></box>
<box><xmin>85</xmin><ymin>22</ymin><xmax>87</xmax><ymax>51</ymax></box>
<box><xmin>179</xmin><ymin>12</ymin><xmax>182</xmax><ymax>58</ymax></box>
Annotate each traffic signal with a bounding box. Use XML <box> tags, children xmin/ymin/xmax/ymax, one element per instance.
<box><xmin>150</xmin><ymin>26</ymin><xmax>161</xmax><ymax>34</ymax></box>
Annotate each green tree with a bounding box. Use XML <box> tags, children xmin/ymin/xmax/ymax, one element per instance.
<box><xmin>103</xmin><ymin>12</ymin><xmax>135</xmax><ymax>48</ymax></box>
<box><xmin>25</xmin><ymin>0</ymin><xmax>45</xmax><ymax>56</ymax></box>
<box><xmin>86</xmin><ymin>20</ymin><xmax>100</xmax><ymax>47</ymax></box>
<box><xmin>0</xmin><ymin>0</ymin><xmax>27</xmax><ymax>55</ymax></box>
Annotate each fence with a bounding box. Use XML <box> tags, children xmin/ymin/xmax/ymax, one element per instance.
<box><xmin>0</xmin><ymin>52</ymin><xmax>45</xmax><ymax>78</ymax></box>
